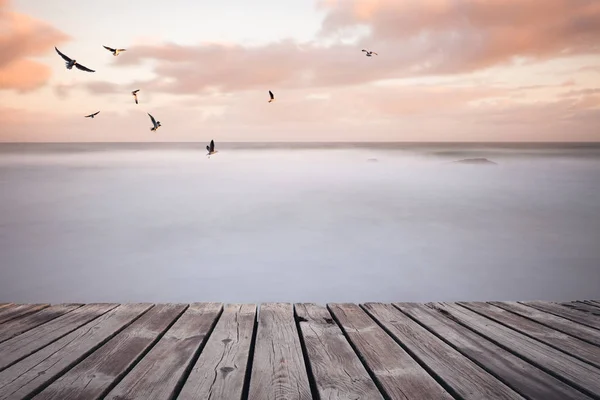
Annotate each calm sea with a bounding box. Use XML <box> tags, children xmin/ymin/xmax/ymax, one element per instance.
<box><xmin>1</xmin><ymin>142</ymin><xmax>599</xmax><ymax>303</ymax></box>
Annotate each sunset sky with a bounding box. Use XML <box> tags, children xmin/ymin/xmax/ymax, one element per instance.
<box><xmin>1</xmin><ymin>0</ymin><xmax>599</xmax><ymax>142</ymax></box>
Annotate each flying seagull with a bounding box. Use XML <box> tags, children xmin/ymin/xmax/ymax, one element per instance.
<box><xmin>132</xmin><ymin>89</ymin><xmax>140</xmax><ymax>104</ymax></box>
<box><xmin>85</xmin><ymin>111</ymin><xmax>100</xmax><ymax>118</ymax></box>
<box><xmin>206</xmin><ymin>140</ymin><xmax>218</xmax><ymax>158</ymax></box>
<box><xmin>148</xmin><ymin>113</ymin><xmax>161</xmax><ymax>131</ymax></box>
<box><xmin>103</xmin><ymin>45</ymin><xmax>126</xmax><ymax>56</ymax></box>
<box><xmin>55</xmin><ymin>47</ymin><xmax>95</xmax><ymax>72</ymax></box>
<box><xmin>362</xmin><ymin>49</ymin><xmax>378</xmax><ymax>57</ymax></box>
<box><xmin>268</xmin><ymin>90</ymin><xmax>275</xmax><ymax>103</ymax></box>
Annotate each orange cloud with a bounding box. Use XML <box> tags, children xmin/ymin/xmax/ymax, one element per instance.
<box><xmin>319</xmin><ymin>0</ymin><xmax>600</xmax><ymax>73</ymax></box>
<box><xmin>105</xmin><ymin>40</ymin><xmax>428</xmax><ymax>95</ymax></box>
<box><xmin>94</xmin><ymin>1</ymin><xmax>599</xmax><ymax>98</ymax></box>
<box><xmin>0</xmin><ymin>1</ymin><xmax>69</xmax><ymax>91</ymax></box>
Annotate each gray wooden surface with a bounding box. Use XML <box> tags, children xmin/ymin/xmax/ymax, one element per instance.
<box><xmin>0</xmin><ymin>303</ymin><xmax>117</xmax><ymax>371</ymax></box>
<box><xmin>0</xmin><ymin>301</ymin><xmax>598</xmax><ymax>400</ymax></box>
<box><xmin>364</xmin><ymin>302</ymin><xmax>524</xmax><ymax>399</ymax></box>
<box><xmin>395</xmin><ymin>302</ymin><xmax>593</xmax><ymax>400</ymax></box>
<box><xmin>0</xmin><ymin>304</ymin><xmax>49</xmax><ymax>325</ymax></box>
<box><xmin>490</xmin><ymin>301</ymin><xmax>600</xmax><ymax>347</ymax></box>
<box><xmin>328</xmin><ymin>303</ymin><xmax>452</xmax><ymax>400</ymax></box>
<box><xmin>0</xmin><ymin>304</ymin><xmax>81</xmax><ymax>344</ymax></box>
<box><xmin>460</xmin><ymin>301</ymin><xmax>600</xmax><ymax>368</ymax></box>
<box><xmin>247</xmin><ymin>303</ymin><xmax>312</xmax><ymax>400</ymax></box>
<box><xmin>562</xmin><ymin>302</ymin><xmax>600</xmax><ymax>315</ymax></box>
<box><xmin>35</xmin><ymin>303</ymin><xmax>187</xmax><ymax>400</ymax></box>
<box><xmin>524</xmin><ymin>301</ymin><xmax>600</xmax><ymax>330</ymax></box>
<box><xmin>104</xmin><ymin>302</ymin><xmax>222</xmax><ymax>400</ymax></box>
<box><xmin>178</xmin><ymin>304</ymin><xmax>256</xmax><ymax>400</ymax></box>
<box><xmin>296</xmin><ymin>303</ymin><xmax>383</xmax><ymax>400</ymax></box>
<box><xmin>0</xmin><ymin>304</ymin><xmax>151</xmax><ymax>400</ymax></box>
<box><xmin>430</xmin><ymin>302</ymin><xmax>600</xmax><ymax>398</ymax></box>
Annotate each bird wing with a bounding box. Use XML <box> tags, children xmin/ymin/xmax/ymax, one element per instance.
<box><xmin>206</xmin><ymin>145</ymin><xmax>210</xmax><ymax>152</ymax></box>
<box><xmin>103</xmin><ymin>45</ymin><xmax>116</xmax><ymax>52</ymax></box>
<box><xmin>372</xmin><ymin>52</ymin><xmax>378</xmax><ymax>55</ymax></box>
<box><xmin>117</xmin><ymin>49</ymin><xmax>127</xmax><ymax>52</ymax></box>
<box><xmin>93</xmin><ymin>111</ymin><xmax>100</xmax><ymax>116</ymax></box>
<box><xmin>148</xmin><ymin>113</ymin><xmax>157</xmax><ymax>126</ymax></box>
<box><xmin>75</xmin><ymin>63</ymin><xmax>95</xmax><ymax>72</ymax></box>
<box><xmin>210</xmin><ymin>140</ymin><xmax>215</xmax><ymax>152</ymax></box>
<box><xmin>132</xmin><ymin>89</ymin><xmax>139</xmax><ymax>94</ymax></box>
<box><xmin>362</xmin><ymin>49</ymin><xmax>368</xmax><ymax>52</ymax></box>
<box><xmin>85</xmin><ymin>114</ymin><xmax>91</xmax><ymax>118</ymax></box>
<box><xmin>55</xmin><ymin>47</ymin><xmax>72</xmax><ymax>62</ymax></box>
<box><xmin>269</xmin><ymin>90</ymin><xmax>274</xmax><ymax>99</ymax></box>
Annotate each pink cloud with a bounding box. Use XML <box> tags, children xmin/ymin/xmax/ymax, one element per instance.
<box><xmin>0</xmin><ymin>1</ymin><xmax>70</xmax><ymax>91</ymax></box>
<box><xmin>319</xmin><ymin>0</ymin><xmax>600</xmax><ymax>73</ymax></box>
<box><xmin>89</xmin><ymin>1</ymin><xmax>599</xmax><ymax>99</ymax></box>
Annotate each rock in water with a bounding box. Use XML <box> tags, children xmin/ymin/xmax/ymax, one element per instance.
<box><xmin>453</xmin><ymin>158</ymin><xmax>497</xmax><ymax>165</ymax></box>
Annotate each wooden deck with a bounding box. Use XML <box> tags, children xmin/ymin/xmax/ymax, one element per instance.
<box><xmin>0</xmin><ymin>300</ymin><xmax>599</xmax><ymax>399</ymax></box>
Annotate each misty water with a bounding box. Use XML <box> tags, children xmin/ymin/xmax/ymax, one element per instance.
<box><xmin>1</xmin><ymin>143</ymin><xmax>599</xmax><ymax>303</ymax></box>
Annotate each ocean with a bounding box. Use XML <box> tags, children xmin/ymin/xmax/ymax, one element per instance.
<box><xmin>1</xmin><ymin>142</ymin><xmax>599</xmax><ymax>303</ymax></box>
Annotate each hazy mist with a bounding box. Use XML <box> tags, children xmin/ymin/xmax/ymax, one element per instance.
<box><xmin>1</xmin><ymin>144</ymin><xmax>599</xmax><ymax>303</ymax></box>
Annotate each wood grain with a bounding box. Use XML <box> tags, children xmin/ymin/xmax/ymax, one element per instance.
<box><xmin>247</xmin><ymin>303</ymin><xmax>312</xmax><ymax>400</ymax></box>
<box><xmin>0</xmin><ymin>305</ymin><xmax>13</xmax><ymax>313</ymax></box>
<box><xmin>0</xmin><ymin>304</ymin><xmax>49</xmax><ymax>325</ymax></box>
<box><xmin>491</xmin><ymin>301</ymin><xmax>600</xmax><ymax>347</ymax></box>
<box><xmin>395</xmin><ymin>302</ymin><xmax>592</xmax><ymax>400</ymax></box>
<box><xmin>430</xmin><ymin>302</ymin><xmax>600</xmax><ymax>398</ymax></box>
<box><xmin>0</xmin><ymin>304</ymin><xmax>81</xmax><ymax>344</ymax></box>
<box><xmin>328</xmin><ymin>303</ymin><xmax>452</xmax><ymax>400</ymax></box>
<box><xmin>0</xmin><ymin>303</ymin><xmax>118</xmax><ymax>371</ymax></box>
<box><xmin>34</xmin><ymin>303</ymin><xmax>186</xmax><ymax>400</ymax></box>
<box><xmin>563</xmin><ymin>302</ymin><xmax>600</xmax><ymax>316</ymax></box>
<box><xmin>461</xmin><ymin>302</ymin><xmax>600</xmax><ymax>368</ymax></box>
<box><xmin>522</xmin><ymin>301</ymin><xmax>600</xmax><ymax>330</ymax></box>
<box><xmin>296</xmin><ymin>303</ymin><xmax>383</xmax><ymax>400</ymax></box>
<box><xmin>0</xmin><ymin>303</ymin><xmax>151</xmax><ymax>400</ymax></box>
<box><xmin>104</xmin><ymin>302</ymin><xmax>222</xmax><ymax>400</ymax></box>
<box><xmin>178</xmin><ymin>304</ymin><xmax>256</xmax><ymax>400</ymax></box>
<box><xmin>364</xmin><ymin>303</ymin><xmax>523</xmax><ymax>400</ymax></box>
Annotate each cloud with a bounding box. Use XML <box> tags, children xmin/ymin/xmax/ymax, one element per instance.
<box><xmin>3</xmin><ymin>81</ymin><xmax>600</xmax><ymax>142</ymax></box>
<box><xmin>560</xmin><ymin>87</ymin><xmax>600</xmax><ymax>97</ymax></box>
<box><xmin>86</xmin><ymin>0</ymin><xmax>599</xmax><ymax>98</ymax></box>
<box><xmin>0</xmin><ymin>1</ymin><xmax>70</xmax><ymax>91</ymax></box>
<box><xmin>102</xmin><ymin>39</ymin><xmax>434</xmax><ymax>96</ymax></box>
<box><xmin>318</xmin><ymin>0</ymin><xmax>600</xmax><ymax>74</ymax></box>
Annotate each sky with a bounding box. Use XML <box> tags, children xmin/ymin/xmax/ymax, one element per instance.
<box><xmin>0</xmin><ymin>0</ymin><xmax>599</xmax><ymax>142</ymax></box>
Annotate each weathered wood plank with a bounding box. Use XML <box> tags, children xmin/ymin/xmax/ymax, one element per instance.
<box><xmin>364</xmin><ymin>303</ymin><xmax>523</xmax><ymax>400</ymax></box>
<box><xmin>582</xmin><ymin>301</ymin><xmax>600</xmax><ymax>310</ymax></box>
<box><xmin>178</xmin><ymin>304</ymin><xmax>256</xmax><ymax>400</ymax></box>
<box><xmin>523</xmin><ymin>301</ymin><xmax>600</xmax><ymax>330</ymax></box>
<box><xmin>563</xmin><ymin>302</ymin><xmax>600</xmax><ymax>316</ymax></box>
<box><xmin>0</xmin><ymin>304</ymin><xmax>49</xmax><ymax>325</ymax></box>
<box><xmin>461</xmin><ymin>302</ymin><xmax>600</xmax><ymax>369</ymax></box>
<box><xmin>0</xmin><ymin>304</ymin><xmax>82</xmax><ymax>344</ymax></box>
<box><xmin>0</xmin><ymin>303</ymin><xmax>117</xmax><ymax>371</ymax></box>
<box><xmin>431</xmin><ymin>302</ymin><xmax>600</xmax><ymax>398</ymax></box>
<box><xmin>328</xmin><ymin>303</ymin><xmax>452</xmax><ymax>400</ymax></box>
<box><xmin>34</xmin><ymin>303</ymin><xmax>186</xmax><ymax>400</ymax></box>
<box><xmin>491</xmin><ymin>301</ymin><xmax>600</xmax><ymax>346</ymax></box>
<box><xmin>395</xmin><ymin>302</ymin><xmax>592</xmax><ymax>400</ymax></box>
<box><xmin>247</xmin><ymin>303</ymin><xmax>312</xmax><ymax>400</ymax></box>
<box><xmin>296</xmin><ymin>303</ymin><xmax>384</xmax><ymax>400</ymax></box>
<box><xmin>0</xmin><ymin>303</ymin><xmax>151</xmax><ymax>400</ymax></box>
<box><xmin>104</xmin><ymin>302</ymin><xmax>222</xmax><ymax>400</ymax></box>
